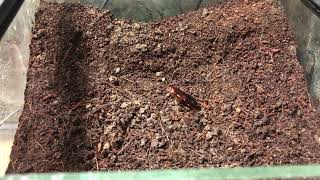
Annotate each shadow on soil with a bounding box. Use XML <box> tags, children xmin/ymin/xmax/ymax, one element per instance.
<box><xmin>54</xmin><ymin>6</ymin><xmax>93</xmax><ymax>171</ymax></box>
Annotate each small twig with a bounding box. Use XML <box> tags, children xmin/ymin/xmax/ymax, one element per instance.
<box><xmin>297</xmin><ymin>92</ymin><xmax>304</xmax><ymax>102</ymax></box>
<box><xmin>117</xmin><ymin>141</ymin><xmax>131</xmax><ymax>155</ymax></box>
<box><xmin>35</xmin><ymin>140</ymin><xmax>45</xmax><ymax>153</ymax></box>
<box><xmin>41</xmin><ymin>93</ymin><xmax>56</xmax><ymax>101</ymax></box>
<box><xmin>224</xmin><ymin>121</ymin><xmax>234</xmax><ymax>137</ymax></box>
<box><xmin>120</xmin><ymin>76</ymin><xmax>136</xmax><ymax>84</ymax></box>
<box><xmin>279</xmin><ymin>105</ymin><xmax>284</xmax><ymax>121</ymax></box>
<box><xmin>194</xmin><ymin>70</ymin><xmax>206</xmax><ymax>81</ymax></box>
<box><xmin>297</xmin><ymin>92</ymin><xmax>307</xmax><ymax>107</ymax></box>
<box><xmin>95</xmin><ymin>157</ymin><xmax>100</xmax><ymax>171</ymax></box>
<box><xmin>69</xmin><ymin>101</ymin><xmax>82</xmax><ymax>112</ymax></box>
<box><xmin>194</xmin><ymin>132</ymin><xmax>205</xmax><ymax>141</ymax></box>
<box><xmin>146</xmin><ymin>148</ymin><xmax>151</xmax><ymax>168</ymax></box>
<box><xmin>268</xmin><ymin>51</ymin><xmax>274</xmax><ymax>63</ymax></box>
<box><xmin>298</xmin><ymin>99</ymin><xmax>307</xmax><ymax>106</ymax></box>
<box><xmin>307</xmin><ymin>93</ymin><xmax>316</xmax><ymax>111</ymax></box>
<box><xmin>159</xmin><ymin>120</ymin><xmax>169</xmax><ymax>141</ymax></box>
<box><xmin>172</xmin><ymin>67</ymin><xmax>181</xmax><ymax>78</ymax></box>
<box><xmin>29</xmin><ymin>100</ymin><xmax>33</xmax><ymax>112</ymax></box>
<box><xmin>61</xmin><ymin>46</ymin><xmax>72</xmax><ymax>63</ymax></box>
<box><xmin>296</xmin><ymin>102</ymin><xmax>304</xmax><ymax>116</ymax></box>
<box><xmin>242</xmin><ymin>108</ymin><xmax>253</xmax><ymax>115</ymax></box>
<box><xmin>245</xmin><ymin>146</ymin><xmax>262</xmax><ymax>160</ymax></box>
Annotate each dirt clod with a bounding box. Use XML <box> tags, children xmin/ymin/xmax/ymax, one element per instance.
<box><xmin>206</xmin><ymin>131</ymin><xmax>214</xmax><ymax>141</ymax></box>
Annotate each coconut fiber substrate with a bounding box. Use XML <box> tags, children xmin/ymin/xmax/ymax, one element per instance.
<box><xmin>6</xmin><ymin>0</ymin><xmax>320</xmax><ymax>173</ymax></box>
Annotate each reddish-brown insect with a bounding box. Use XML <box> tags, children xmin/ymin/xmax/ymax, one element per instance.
<box><xmin>166</xmin><ymin>85</ymin><xmax>201</xmax><ymax>110</ymax></box>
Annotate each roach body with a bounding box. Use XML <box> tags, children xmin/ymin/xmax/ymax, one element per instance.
<box><xmin>166</xmin><ymin>85</ymin><xmax>201</xmax><ymax>110</ymax></box>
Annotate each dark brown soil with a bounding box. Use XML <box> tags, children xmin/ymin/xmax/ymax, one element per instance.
<box><xmin>7</xmin><ymin>0</ymin><xmax>320</xmax><ymax>173</ymax></box>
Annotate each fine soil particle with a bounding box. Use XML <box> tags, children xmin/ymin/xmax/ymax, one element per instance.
<box><xmin>6</xmin><ymin>0</ymin><xmax>320</xmax><ymax>173</ymax></box>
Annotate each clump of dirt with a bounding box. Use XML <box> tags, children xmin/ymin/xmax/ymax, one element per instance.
<box><xmin>7</xmin><ymin>0</ymin><xmax>320</xmax><ymax>173</ymax></box>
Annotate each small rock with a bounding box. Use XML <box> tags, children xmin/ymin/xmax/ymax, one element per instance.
<box><xmin>182</xmin><ymin>124</ymin><xmax>188</xmax><ymax>129</ymax></box>
<box><xmin>167</xmin><ymin>125</ymin><xmax>175</xmax><ymax>132</ymax></box>
<box><xmin>209</xmin><ymin>148</ymin><xmax>217</xmax><ymax>156</ymax></box>
<box><xmin>221</xmin><ymin>104</ymin><xmax>232</xmax><ymax>112</ymax></box>
<box><xmin>178</xmin><ymin>48</ymin><xmax>187</xmax><ymax>55</ymax></box>
<box><xmin>110</xmin><ymin>95</ymin><xmax>117</xmax><ymax>101</ymax></box>
<box><xmin>110</xmin><ymin>155</ymin><xmax>117</xmax><ymax>163</ymax></box>
<box><xmin>133</xmin><ymin>100</ymin><xmax>141</xmax><ymax>105</ymax></box>
<box><xmin>92</xmin><ymin>107</ymin><xmax>99</xmax><ymax>113</ymax></box>
<box><xmin>253</xmin><ymin>110</ymin><xmax>262</xmax><ymax>119</ymax></box>
<box><xmin>235</xmin><ymin>107</ymin><xmax>241</xmax><ymax>113</ymax></box>
<box><xmin>156</xmin><ymin>43</ymin><xmax>162</xmax><ymax>49</ymax></box>
<box><xmin>162</xmin><ymin>117</ymin><xmax>170</xmax><ymax>123</ymax></box>
<box><xmin>175</xmin><ymin>123</ymin><xmax>182</xmax><ymax>129</ymax></box>
<box><xmin>106</xmin><ymin>23</ymin><xmax>113</xmax><ymax>29</ymax></box>
<box><xmin>199</xmin><ymin>156</ymin><xmax>205</xmax><ymax>164</ymax></box>
<box><xmin>120</xmin><ymin>102</ymin><xmax>129</xmax><ymax>108</ymax></box>
<box><xmin>155</xmin><ymin>29</ymin><xmax>163</xmax><ymax>35</ymax></box>
<box><xmin>189</xmin><ymin>30</ymin><xmax>197</xmax><ymax>35</ymax></box>
<box><xmin>103</xmin><ymin>142</ymin><xmax>110</xmax><ymax>150</ymax></box>
<box><xmin>204</xmin><ymin>125</ymin><xmax>211</xmax><ymax>131</ymax></box>
<box><xmin>151</xmin><ymin>139</ymin><xmax>159</xmax><ymax>148</ymax></box>
<box><xmin>155</xmin><ymin>133</ymin><xmax>162</xmax><ymax>140</ymax></box>
<box><xmin>200</xmin><ymin>118</ymin><xmax>208</xmax><ymax>125</ymax></box>
<box><xmin>114</xmin><ymin>25</ymin><xmax>122</xmax><ymax>33</ymax></box>
<box><xmin>253</xmin><ymin>117</ymin><xmax>271</xmax><ymax>128</ymax></box>
<box><xmin>133</xmin><ymin>23</ymin><xmax>141</xmax><ymax>30</ymax></box>
<box><xmin>115</xmin><ymin>67</ymin><xmax>120</xmax><ymax>74</ymax></box>
<box><xmin>255</xmin><ymin>85</ymin><xmax>265</xmax><ymax>93</ymax></box>
<box><xmin>86</xmin><ymin>104</ymin><xmax>92</xmax><ymax>109</ymax></box>
<box><xmin>150</xmin><ymin>113</ymin><xmax>157</xmax><ymax>119</ymax></box>
<box><xmin>161</xmin><ymin>77</ymin><xmax>166</xmax><ymax>82</ymax></box>
<box><xmin>178</xmin><ymin>22</ymin><xmax>189</xmax><ymax>31</ymax></box>
<box><xmin>212</xmin><ymin>128</ymin><xmax>223</xmax><ymax>136</ymax></box>
<box><xmin>140</xmin><ymin>138</ymin><xmax>147</xmax><ymax>146</ymax></box>
<box><xmin>202</xmin><ymin>8</ymin><xmax>209</xmax><ymax>16</ymax></box>
<box><xmin>206</xmin><ymin>131</ymin><xmax>214</xmax><ymax>141</ymax></box>
<box><xmin>109</xmin><ymin>76</ymin><xmax>120</xmax><ymax>86</ymax></box>
<box><xmin>273</xmin><ymin>101</ymin><xmax>283</xmax><ymax>109</ymax></box>
<box><xmin>135</xmin><ymin>43</ymin><xmax>148</xmax><ymax>52</ymax></box>
<box><xmin>296</xmin><ymin>108</ymin><xmax>302</xmax><ymax>117</ymax></box>
<box><xmin>146</xmin><ymin>117</ymin><xmax>152</xmax><ymax>123</ymax></box>
<box><xmin>139</xmin><ymin>108</ymin><xmax>146</xmax><ymax>114</ymax></box>
<box><xmin>139</xmin><ymin>105</ymin><xmax>149</xmax><ymax>114</ymax></box>
<box><xmin>156</xmin><ymin>72</ymin><xmax>163</xmax><ymax>77</ymax></box>
<box><xmin>52</xmin><ymin>100</ymin><xmax>59</xmax><ymax>105</ymax></box>
<box><xmin>203</xmin><ymin>143</ymin><xmax>209</xmax><ymax>150</ymax></box>
<box><xmin>37</xmin><ymin>29</ymin><xmax>46</xmax><ymax>36</ymax></box>
<box><xmin>158</xmin><ymin>141</ymin><xmax>166</xmax><ymax>148</ymax></box>
<box><xmin>104</xmin><ymin>123</ymin><xmax>116</xmax><ymax>134</ymax></box>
